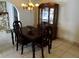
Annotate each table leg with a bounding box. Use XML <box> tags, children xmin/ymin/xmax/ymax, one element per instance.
<box><xmin>48</xmin><ymin>39</ymin><xmax>50</xmax><ymax>54</ymax></box>
<box><xmin>41</xmin><ymin>42</ymin><xmax>44</xmax><ymax>58</ymax></box>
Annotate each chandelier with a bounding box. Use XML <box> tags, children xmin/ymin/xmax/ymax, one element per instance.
<box><xmin>21</xmin><ymin>0</ymin><xmax>39</xmax><ymax>11</ymax></box>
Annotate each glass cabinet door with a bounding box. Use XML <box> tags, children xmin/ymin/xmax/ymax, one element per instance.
<box><xmin>49</xmin><ymin>8</ymin><xmax>54</xmax><ymax>24</ymax></box>
<box><xmin>42</xmin><ymin>8</ymin><xmax>48</xmax><ymax>23</ymax></box>
<box><xmin>39</xmin><ymin>8</ymin><xmax>49</xmax><ymax>24</ymax></box>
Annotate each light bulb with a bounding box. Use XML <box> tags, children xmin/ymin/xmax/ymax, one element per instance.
<box><xmin>28</xmin><ymin>2</ymin><xmax>34</xmax><ymax>7</ymax></box>
<box><xmin>35</xmin><ymin>3</ymin><xmax>39</xmax><ymax>7</ymax></box>
<box><xmin>21</xmin><ymin>3</ymin><xmax>26</xmax><ymax>7</ymax></box>
<box><xmin>27</xmin><ymin>7</ymin><xmax>31</xmax><ymax>10</ymax></box>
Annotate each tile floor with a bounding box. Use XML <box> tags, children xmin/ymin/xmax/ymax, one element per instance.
<box><xmin>0</xmin><ymin>31</ymin><xmax>79</xmax><ymax>58</ymax></box>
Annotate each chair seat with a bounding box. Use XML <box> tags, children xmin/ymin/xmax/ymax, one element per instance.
<box><xmin>17</xmin><ymin>34</ymin><xmax>31</xmax><ymax>45</ymax></box>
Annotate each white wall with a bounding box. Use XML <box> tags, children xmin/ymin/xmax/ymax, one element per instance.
<box><xmin>63</xmin><ymin>0</ymin><xmax>79</xmax><ymax>43</ymax></box>
<box><xmin>75</xmin><ymin>0</ymin><xmax>79</xmax><ymax>43</ymax></box>
<box><xmin>58</xmin><ymin>0</ymin><xmax>79</xmax><ymax>42</ymax></box>
<box><xmin>58</xmin><ymin>0</ymin><xmax>77</xmax><ymax>42</ymax></box>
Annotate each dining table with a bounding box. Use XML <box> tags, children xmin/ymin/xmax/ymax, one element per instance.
<box><xmin>22</xmin><ymin>26</ymin><xmax>41</xmax><ymax>41</ymax></box>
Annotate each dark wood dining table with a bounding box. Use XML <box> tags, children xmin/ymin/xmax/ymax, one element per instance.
<box><xmin>11</xmin><ymin>26</ymin><xmax>42</xmax><ymax>45</ymax></box>
<box><xmin>22</xmin><ymin>26</ymin><xmax>41</xmax><ymax>41</ymax></box>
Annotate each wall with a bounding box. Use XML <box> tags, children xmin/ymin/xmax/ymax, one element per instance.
<box><xmin>61</xmin><ymin>0</ymin><xmax>79</xmax><ymax>42</ymax></box>
<box><xmin>40</xmin><ymin>0</ymin><xmax>79</xmax><ymax>43</ymax></box>
<box><xmin>75</xmin><ymin>0</ymin><xmax>79</xmax><ymax>43</ymax></box>
<box><xmin>58</xmin><ymin>0</ymin><xmax>78</xmax><ymax>42</ymax></box>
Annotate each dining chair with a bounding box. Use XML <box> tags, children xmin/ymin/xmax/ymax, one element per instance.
<box><xmin>13</xmin><ymin>21</ymin><xmax>31</xmax><ymax>54</ymax></box>
<box><xmin>46</xmin><ymin>25</ymin><xmax>53</xmax><ymax>54</ymax></box>
<box><xmin>37</xmin><ymin>24</ymin><xmax>53</xmax><ymax>54</ymax></box>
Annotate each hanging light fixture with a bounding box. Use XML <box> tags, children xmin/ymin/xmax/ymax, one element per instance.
<box><xmin>21</xmin><ymin>0</ymin><xmax>39</xmax><ymax>11</ymax></box>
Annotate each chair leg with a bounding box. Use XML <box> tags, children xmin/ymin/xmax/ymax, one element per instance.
<box><xmin>16</xmin><ymin>40</ymin><xmax>18</xmax><ymax>51</ymax></box>
<box><xmin>48</xmin><ymin>45</ymin><xmax>50</xmax><ymax>54</ymax></box>
<box><xmin>41</xmin><ymin>43</ymin><xmax>44</xmax><ymax>58</ymax></box>
<box><xmin>11</xmin><ymin>30</ymin><xmax>14</xmax><ymax>45</ymax></box>
<box><xmin>49</xmin><ymin>39</ymin><xmax>52</xmax><ymax>49</ymax></box>
<box><xmin>21</xmin><ymin>44</ymin><xmax>24</xmax><ymax>55</ymax></box>
<box><xmin>48</xmin><ymin>39</ymin><xmax>51</xmax><ymax>54</ymax></box>
<box><xmin>15</xmin><ymin>34</ymin><xmax>17</xmax><ymax>42</ymax></box>
<box><xmin>48</xmin><ymin>39</ymin><xmax>52</xmax><ymax>54</ymax></box>
<box><xmin>32</xmin><ymin>42</ymin><xmax>35</xmax><ymax>58</ymax></box>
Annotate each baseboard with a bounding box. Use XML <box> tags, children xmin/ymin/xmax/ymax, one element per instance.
<box><xmin>57</xmin><ymin>37</ymin><xmax>75</xmax><ymax>44</ymax></box>
<box><xmin>57</xmin><ymin>36</ymin><xmax>79</xmax><ymax>47</ymax></box>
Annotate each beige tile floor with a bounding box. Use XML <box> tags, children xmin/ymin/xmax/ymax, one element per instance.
<box><xmin>0</xmin><ymin>31</ymin><xmax>79</xmax><ymax>58</ymax></box>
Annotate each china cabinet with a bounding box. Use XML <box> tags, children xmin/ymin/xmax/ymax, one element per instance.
<box><xmin>38</xmin><ymin>3</ymin><xmax>59</xmax><ymax>39</ymax></box>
